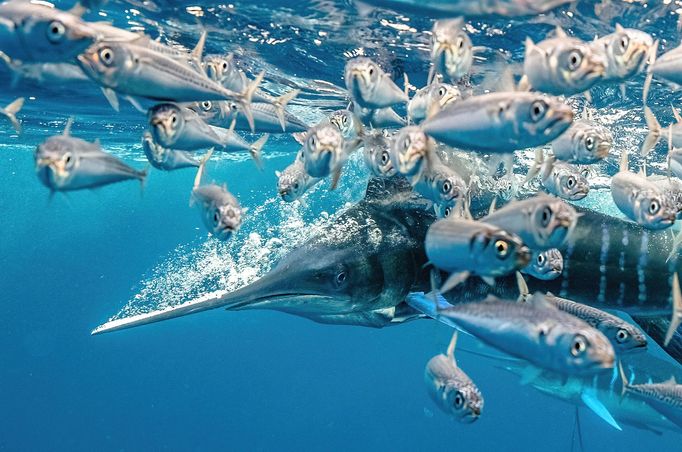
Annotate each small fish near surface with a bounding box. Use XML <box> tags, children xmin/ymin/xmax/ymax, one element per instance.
<box><xmin>425</xmin><ymin>331</ymin><xmax>483</xmax><ymax>423</ymax></box>
<box><xmin>526</xmin><ymin>151</ymin><xmax>590</xmax><ymax>201</ymax></box>
<box><xmin>523</xmin><ymin>27</ymin><xmax>606</xmax><ymax>96</ymax></box>
<box><xmin>344</xmin><ymin>57</ymin><xmax>408</xmax><ymax>110</ymax></box>
<box><xmin>389</xmin><ymin>125</ymin><xmax>438</xmax><ymax>184</ymax></box>
<box><xmin>414</xmin><ymin>154</ymin><xmax>468</xmax><ymax>207</ymax></box>
<box><xmin>361</xmin><ymin>131</ymin><xmax>397</xmax><ymax>178</ymax></box>
<box><xmin>619</xmin><ymin>362</ymin><xmax>682</xmax><ymax>430</ymax></box>
<box><xmin>483</xmin><ymin>194</ymin><xmax>579</xmax><ymax>250</ymax></box>
<box><xmin>276</xmin><ymin>159</ymin><xmax>322</xmax><ymax>202</ymax></box>
<box><xmin>591</xmin><ymin>24</ymin><xmax>654</xmax><ymax>86</ymax></box>
<box><xmin>410</xmin><ymin>291</ymin><xmax>616</xmax><ymax>376</ymax></box>
<box><xmin>421</xmin><ymin>91</ymin><xmax>573</xmax><ymax>154</ymax></box>
<box><xmin>35</xmin><ymin>119</ymin><xmax>146</xmax><ymax>192</ymax></box>
<box><xmin>425</xmin><ymin>216</ymin><xmax>530</xmax><ymax>292</ymax></box>
<box><xmin>429</xmin><ymin>18</ymin><xmax>474</xmax><ymax>84</ymax></box>
<box><xmin>190</xmin><ymin>148</ymin><xmax>244</xmax><ymax>241</ymax></box>
<box><xmin>611</xmin><ymin>149</ymin><xmax>677</xmax><ymax>230</ymax></box>
<box><xmin>353</xmin><ymin>0</ymin><xmax>573</xmax><ymax>18</ymax></box>
<box><xmin>301</xmin><ymin>122</ymin><xmax>361</xmax><ymax>189</ymax></box>
<box><xmin>516</xmin><ymin>272</ymin><xmax>648</xmax><ymax>354</ymax></box>
<box><xmin>521</xmin><ymin>248</ymin><xmax>563</xmax><ymax>281</ymax></box>
<box><xmin>141</xmin><ymin>131</ymin><xmax>201</xmax><ymax>171</ymax></box>
<box><xmin>551</xmin><ymin>113</ymin><xmax>613</xmax><ymax>164</ymax></box>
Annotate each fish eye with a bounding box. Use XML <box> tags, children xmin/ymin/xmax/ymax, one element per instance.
<box><xmin>648</xmin><ymin>200</ymin><xmax>660</xmax><ymax>215</ymax></box>
<box><xmin>201</xmin><ymin>101</ymin><xmax>212</xmax><ymax>111</ymax></box>
<box><xmin>494</xmin><ymin>240</ymin><xmax>509</xmax><ymax>258</ymax></box>
<box><xmin>444</xmin><ymin>206</ymin><xmax>452</xmax><ymax>217</ymax></box>
<box><xmin>335</xmin><ymin>270</ymin><xmax>347</xmax><ymax>285</ymax></box>
<box><xmin>616</xmin><ymin>329</ymin><xmax>629</xmax><ymax>343</ymax></box>
<box><xmin>171</xmin><ymin>114</ymin><xmax>177</xmax><ymax>125</ymax></box>
<box><xmin>63</xmin><ymin>153</ymin><xmax>72</xmax><ymax>165</ymax></box>
<box><xmin>567</xmin><ymin>176</ymin><xmax>576</xmax><ymax>189</ymax></box>
<box><xmin>581</xmin><ymin>168</ymin><xmax>590</xmax><ymax>178</ymax></box>
<box><xmin>99</xmin><ymin>47</ymin><xmax>114</xmax><ymax>66</ymax></box>
<box><xmin>585</xmin><ymin>136</ymin><xmax>595</xmax><ymax>151</ymax></box>
<box><xmin>456</xmin><ymin>37</ymin><xmax>464</xmax><ymax>50</ymax></box>
<box><xmin>438</xmin><ymin>87</ymin><xmax>446</xmax><ymax>97</ymax></box>
<box><xmin>537</xmin><ymin>253</ymin><xmax>545</xmax><ymax>265</ymax></box>
<box><xmin>571</xmin><ymin>335</ymin><xmax>587</xmax><ymax>357</ymax></box>
<box><xmin>212</xmin><ymin>210</ymin><xmax>221</xmax><ymax>227</ymax></box>
<box><xmin>293</xmin><ymin>181</ymin><xmax>300</xmax><ymax>190</ymax></box>
<box><xmin>308</xmin><ymin>135</ymin><xmax>317</xmax><ymax>148</ymax></box>
<box><xmin>567</xmin><ymin>50</ymin><xmax>583</xmax><ymax>71</ymax></box>
<box><xmin>368</xmin><ymin>67</ymin><xmax>375</xmax><ymax>76</ymax></box>
<box><xmin>619</xmin><ymin>36</ymin><xmax>629</xmax><ymax>53</ymax></box>
<box><xmin>342</xmin><ymin>115</ymin><xmax>348</xmax><ymax>124</ymax></box>
<box><xmin>380</xmin><ymin>151</ymin><xmax>390</xmax><ymax>165</ymax></box>
<box><xmin>530</xmin><ymin>100</ymin><xmax>546</xmax><ymax>121</ymax></box>
<box><xmin>541</xmin><ymin>206</ymin><xmax>552</xmax><ymax>227</ymax></box>
<box><xmin>221</xmin><ymin>61</ymin><xmax>228</xmax><ymax>70</ymax></box>
<box><xmin>46</xmin><ymin>21</ymin><xmax>65</xmax><ymax>43</ymax></box>
<box><xmin>402</xmin><ymin>137</ymin><xmax>410</xmax><ymax>150</ymax></box>
<box><xmin>453</xmin><ymin>392</ymin><xmax>464</xmax><ymax>409</ymax></box>
<box><xmin>442</xmin><ymin>180</ymin><xmax>452</xmax><ymax>194</ymax></box>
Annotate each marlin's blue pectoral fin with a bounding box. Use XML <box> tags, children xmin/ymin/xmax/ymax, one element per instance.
<box><xmin>580</xmin><ymin>389</ymin><xmax>622</xmax><ymax>431</ymax></box>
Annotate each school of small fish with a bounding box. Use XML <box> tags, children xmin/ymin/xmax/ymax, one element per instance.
<box><xmin>7</xmin><ymin>0</ymin><xmax>682</xmax><ymax>435</ymax></box>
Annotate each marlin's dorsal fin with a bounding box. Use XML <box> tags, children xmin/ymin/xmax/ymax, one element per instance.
<box><xmin>447</xmin><ymin>330</ymin><xmax>458</xmax><ymax>364</ymax></box>
<box><xmin>63</xmin><ymin>117</ymin><xmax>74</xmax><ymax>136</ymax></box>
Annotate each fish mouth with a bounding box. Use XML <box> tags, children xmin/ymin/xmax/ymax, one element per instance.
<box><xmin>76</xmin><ymin>53</ymin><xmax>98</xmax><ymax>79</ymax></box>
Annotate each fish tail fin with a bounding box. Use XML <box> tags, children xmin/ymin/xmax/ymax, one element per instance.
<box><xmin>665</xmin><ymin>273</ymin><xmax>682</xmax><ymax>347</ymax></box>
<box><xmin>238</xmin><ymin>71</ymin><xmax>265</xmax><ymax>132</ymax></box>
<box><xmin>272</xmin><ymin>89</ymin><xmax>300</xmax><ymax>132</ymax></box>
<box><xmin>642</xmin><ymin>106</ymin><xmax>661</xmax><ymax>157</ymax></box>
<box><xmin>249</xmin><ymin>134</ymin><xmax>269</xmax><ymax>170</ymax></box>
<box><xmin>2</xmin><ymin>96</ymin><xmax>23</xmax><ymax>134</ymax></box>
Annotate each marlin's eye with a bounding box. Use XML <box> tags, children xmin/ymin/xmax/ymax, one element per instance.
<box><xmin>453</xmin><ymin>392</ymin><xmax>464</xmax><ymax>409</ymax></box>
<box><xmin>99</xmin><ymin>47</ymin><xmax>114</xmax><ymax>66</ymax></box>
<box><xmin>495</xmin><ymin>240</ymin><xmax>509</xmax><ymax>258</ymax></box>
<box><xmin>335</xmin><ymin>270</ymin><xmax>347</xmax><ymax>285</ymax></box>
<box><xmin>616</xmin><ymin>329</ymin><xmax>629</xmax><ymax>343</ymax></box>
<box><xmin>380</xmin><ymin>151</ymin><xmax>390</xmax><ymax>165</ymax></box>
<box><xmin>585</xmin><ymin>136</ymin><xmax>595</xmax><ymax>151</ymax></box>
<box><xmin>568</xmin><ymin>50</ymin><xmax>583</xmax><ymax>71</ymax></box>
<box><xmin>566</xmin><ymin>176</ymin><xmax>576</xmax><ymax>189</ymax></box>
<box><xmin>47</xmin><ymin>21</ymin><xmax>65</xmax><ymax>43</ymax></box>
<box><xmin>537</xmin><ymin>253</ymin><xmax>545</xmax><ymax>265</ymax></box>
<box><xmin>571</xmin><ymin>335</ymin><xmax>587</xmax><ymax>356</ymax></box>
<box><xmin>442</xmin><ymin>180</ymin><xmax>452</xmax><ymax>194</ymax></box>
<box><xmin>530</xmin><ymin>101</ymin><xmax>546</xmax><ymax>122</ymax></box>
<box><xmin>649</xmin><ymin>200</ymin><xmax>660</xmax><ymax>215</ymax></box>
<box><xmin>541</xmin><ymin>206</ymin><xmax>552</xmax><ymax>227</ymax></box>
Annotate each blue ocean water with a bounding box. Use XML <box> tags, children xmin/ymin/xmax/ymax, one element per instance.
<box><xmin>2</xmin><ymin>0</ymin><xmax>682</xmax><ymax>450</ymax></box>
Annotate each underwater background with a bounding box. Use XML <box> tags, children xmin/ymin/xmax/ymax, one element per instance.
<box><xmin>2</xmin><ymin>0</ymin><xmax>682</xmax><ymax>450</ymax></box>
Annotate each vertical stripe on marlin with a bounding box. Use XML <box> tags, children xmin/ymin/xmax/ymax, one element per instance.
<box><xmin>617</xmin><ymin>230</ymin><xmax>628</xmax><ymax>306</ymax></box>
<box><xmin>638</xmin><ymin>231</ymin><xmax>649</xmax><ymax>305</ymax></box>
<box><xmin>598</xmin><ymin>223</ymin><xmax>610</xmax><ymax>305</ymax></box>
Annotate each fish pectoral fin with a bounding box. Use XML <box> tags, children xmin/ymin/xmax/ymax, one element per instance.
<box><xmin>440</xmin><ymin>271</ymin><xmax>470</xmax><ymax>294</ymax></box>
<box><xmin>101</xmin><ymin>87</ymin><xmax>120</xmax><ymax>112</ymax></box>
<box><xmin>329</xmin><ymin>166</ymin><xmax>343</xmax><ymax>191</ymax></box>
<box><xmin>519</xmin><ymin>365</ymin><xmax>543</xmax><ymax>385</ymax></box>
<box><xmin>580</xmin><ymin>389</ymin><xmax>622</xmax><ymax>431</ymax></box>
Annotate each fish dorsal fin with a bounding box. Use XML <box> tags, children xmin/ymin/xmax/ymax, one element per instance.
<box><xmin>665</xmin><ymin>376</ymin><xmax>678</xmax><ymax>385</ymax></box>
<box><xmin>274</xmin><ymin>170</ymin><xmax>282</xmax><ymax>178</ymax></box>
<box><xmin>488</xmin><ymin>197</ymin><xmax>497</xmax><ymax>215</ymax></box>
<box><xmin>555</xmin><ymin>26</ymin><xmax>568</xmax><ymax>39</ymax></box>
<box><xmin>446</xmin><ymin>330</ymin><xmax>458</xmax><ymax>364</ymax></box>
<box><xmin>363</xmin><ymin>176</ymin><xmax>413</xmax><ymax>201</ymax></box>
<box><xmin>527</xmin><ymin>291</ymin><xmax>554</xmax><ymax>309</ymax></box>
<box><xmin>63</xmin><ymin>117</ymin><xmax>74</xmax><ymax>136</ymax></box>
<box><xmin>619</xmin><ymin>149</ymin><xmax>629</xmax><ymax>173</ymax></box>
<box><xmin>524</xmin><ymin>37</ymin><xmax>541</xmax><ymax>56</ymax></box>
<box><xmin>498</xmin><ymin>69</ymin><xmax>517</xmax><ymax>93</ymax></box>
<box><xmin>615</xmin><ymin>23</ymin><xmax>625</xmax><ymax>33</ymax></box>
<box><xmin>516</xmin><ymin>271</ymin><xmax>529</xmax><ymax>302</ymax></box>
<box><xmin>68</xmin><ymin>2</ymin><xmax>87</xmax><ymax>17</ymax></box>
<box><xmin>191</xmin><ymin>29</ymin><xmax>207</xmax><ymax>62</ymax></box>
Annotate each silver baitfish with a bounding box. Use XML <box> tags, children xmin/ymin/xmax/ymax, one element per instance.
<box><xmin>414</xmin><ymin>155</ymin><xmax>467</xmax><ymax>207</ymax></box>
<box><xmin>423</xmin><ymin>292</ymin><xmax>616</xmax><ymax>376</ymax></box>
<box><xmin>0</xmin><ymin>96</ymin><xmax>23</xmax><ymax>134</ymax></box>
<box><xmin>551</xmin><ymin>116</ymin><xmax>613</xmax><ymax>164</ymax></box>
<box><xmin>329</xmin><ymin>109</ymin><xmax>362</xmax><ymax>139</ymax></box>
<box><xmin>344</xmin><ymin>57</ymin><xmax>408</xmax><ymax>109</ymax></box>
<box><xmin>301</xmin><ymin>123</ymin><xmax>360</xmax><ymax>189</ymax></box>
<box><xmin>524</xmin><ymin>27</ymin><xmax>605</xmax><ymax>96</ymax></box>
<box><xmin>141</xmin><ymin>131</ymin><xmax>201</xmax><ymax>171</ymax></box>
<box><xmin>0</xmin><ymin>0</ymin><xmax>96</xmax><ymax>63</ymax></box>
<box><xmin>611</xmin><ymin>150</ymin><xmax>676</xmax><ymax>230</ymax></box>
<box><xmin>517</xmin><ymin>273</ymin><xmax>647</xmax><ymax>354</ymax></box>
<box><xmin>194</xmin><ymin>100</ymin><xmax>309</xmax><ymax>134</ymax></box>
<box><xmin>429</xmin><ymin>18</ymin><xmax>473</xmax><ymax>84</ymax></box>
<box><xmin>354</xmin><ymin>0</ymin><xmax>572</xmax><ymax>18</ymax></box>
<box><xmin>409</xmin><ymin>82</ymin><xmax>462</xmax><ymax>123</ymax></box>
<box><xmin>521</xmin><ymin>249</ymin><xmax>563</xmax><ymax>281</ymax></box>
<box><xmin>35</xmin><ymin>119</ymin><xmax>146</xmax><ymax>191</ymax></box>
<box><xmin>528</xmin><ymin>151</ymin><xmax>589</xmax><ymax>201</ymax></box>
<box><xmin>648</xmin><ymin>43</ymin><xmax>682</xmax><ymax>88</ymax></box>
<box><xmin>421</xmin><ymin>92</ymin><xmax>573</xmax><ymax>153</ymax></box>
<box><xmin>190</xmin><ymin>149</ymin><xmax>244</xmax><ymax>241</ymax></box>
<box><xmin>483</xmin><ymin>194</ymin><xmax>579</xmax><ymax>250</ymax></box>
<box><xmin>619</xmin><ymin>363</ymin><xmax>682</xmax><ymax>430</ymax></box>
<box><xmin>425</xmin><ymin>331</ymin><xmax>483</xmax><ymax>423</ymax></box>
<box><xmin>276</xmin><ymin>160</ymin><xmax>322</xmax><ymax>202</ymax></box>
<box><xmin>591</xmin><ymin>25</ymin><xmax>654</xmax><ymax>83</ymax></box>
<box><xmin>353</xmin><ymin>104</ymin><xmax>405</xmax><ymax>129</ymax></box>
<box><xmin>77</xmin><ymin>41</ymin><xmax>263</xmax><ymax>128</ymax></box>
<box><xmin>389</xmin><ymin>126</ymin><xmax>437</xmax><ymax>183</ymax></box>
<box><xmin>362</xmin><ymin>131</ymin><xmax>396</xmax><ymax>178</ymax></box>
<box><xmin>425</xmin><ymin>217</ymin><xmax>530</xmax><ymax>292</ymax></box>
